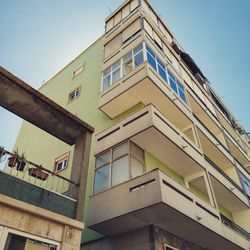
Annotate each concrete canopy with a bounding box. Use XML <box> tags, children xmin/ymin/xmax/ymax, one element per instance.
<box><xmin>0</xmin><ymin>67</ymin><xmax>94</xmax><ymax>145</ymax></box>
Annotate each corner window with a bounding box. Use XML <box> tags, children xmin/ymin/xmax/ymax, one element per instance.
<box><xmin>68</xmin><ymin>87</ymin><xmax>80</xmax><ymax>102</ymax></box>
<box><xmin>102</xmin><ymin>44</ymin><xmax>144</xmax><ymax>91</ymax></box>
<box><xmin>93</xmin><ymin>141</ymin><xmax>144</xmax><ymax>194</ymax></box>
<box><xmin>54</xmin><ymin>153</ymin><xmax>69</xmax><ymax>173</ymax></box>
<box><xmin>123</xmin><ymin>44</ymin><xmax>144</xmax><ymax>76</ymax></box>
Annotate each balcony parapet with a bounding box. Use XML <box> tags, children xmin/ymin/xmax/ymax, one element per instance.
<box><xmin>88</xmin><ymin>168</ymin><xmax>249</xmax><ymax>250</ymax></box>
<box><xmin>221</xmin><ymin>213</ymin><xmax>250</xmax><ymax>241</ymax></box>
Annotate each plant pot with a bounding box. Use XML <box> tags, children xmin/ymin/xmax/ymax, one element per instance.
<box><xmin>28</xmin><ymin>168</ymin><xmax>49</xmax><ymax>181</ymax></box>
<box><xmin>16</xmin><ymin>161</ymin><xmax>26</xmax><ymax>171</ymax></box>
<box><xmin>8</xmin><ymin>156</ymin><xmax>19</xmax><ymax>168</ymax></box>
<box><xmin>0</xmin><ymin>149</ymin><xmax>5</xmax><ymax>158</ymax></box>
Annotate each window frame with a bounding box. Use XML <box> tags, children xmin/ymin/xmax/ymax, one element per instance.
<box><xmin>68</xmin><ymin>87</ymin><xmax>80</xmax><ymax>103</ymax></box>
<box><xmin>102</xmin><ymin>43</ymin><xmax>144</xmax><ymax>91</ymax></box>
<box><xmin>72</xmin><ymin>63</ymin><xmax>84</xmax><ymax>78</ymax></box>
<box><xmin>93</xmin><ymin>140</ymin><xmax>145</xmax><ymax>194</ymax></box>
<box><xmin>1</xmin><ymin>228</ymin><xmax>59</xmax><ymax>250</ymax></box>
<box><xmin>145</xmin><ymin>44</ymin><xmax>188</xmax><ymax>104</ymax></box>
<box><xmin>54</xmin><ymin>152</ymin><xmax>70</xmax><ymax>173</ymax></box>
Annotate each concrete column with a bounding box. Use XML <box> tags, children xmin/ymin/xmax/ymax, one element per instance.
<box><xmin>68</xmin><ymin>132</ymin><xmax>92</xmax><ymax>221</ymax></box>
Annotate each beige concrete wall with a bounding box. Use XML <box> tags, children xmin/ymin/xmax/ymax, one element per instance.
<box><xmin>0</xmin><ymin>194</ymin><xmax>83</xmax><ymax>250</ymax></box>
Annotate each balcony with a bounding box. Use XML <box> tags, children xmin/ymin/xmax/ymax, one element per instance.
<box><xmin>88</xmin><ymin>169</ymin><xmax>250</xmax><ymax>250</ymax></box>
<box><xmin>95</xmin><ymin>105</ymin><xmax>204</xmax><ymax>179</ymax></box>
<box><xmin>0</xmin><ymin>148</ymin><xmax>77</xmax><ymax>218</ymax></box>
<box><xmin>224</xmin><ymin>129</ymin><xmax>250</xmax><ymax>168</ymax></box>
<box><xmin>99</xmin><ymin>60</ymin><xmax>192</xmax><ymax>124</ymax></box>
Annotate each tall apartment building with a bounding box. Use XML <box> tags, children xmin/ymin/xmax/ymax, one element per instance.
<box><xmin>11</xmin><ymin>0</ymin><xmax>250</xmax><ymax>249</ymax></box>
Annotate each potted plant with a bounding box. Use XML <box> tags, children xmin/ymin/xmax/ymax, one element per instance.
<box><xmin>28</xmin><ymin>166</ymin><xmax>49</xmax><ymax>181</ymax></box>
<box><xmin>0</xmin><ymin>146</ymin><xmax>5</xmax><ymax>160</ymax></box>
<box><xmin>8</xmin><ymin>149</ymin><xmax>20</xmax><ymax>168</ymax></box>
<box><xmin>16</xmin><ymin>152</ymin><xmax>26</xmax><ymax>171</ymax></box>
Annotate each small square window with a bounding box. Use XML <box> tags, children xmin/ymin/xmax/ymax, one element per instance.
<box><xmin>68</xmin><ymin>87</ymin><xmax>80</xmax><ymax>102</ymax></box>
<box><xmin>73</xmin><ymin>63</ymin><xmax>85</xmax><ymax>78</ymax></box>
<box><xmin>55</xmin><ymin>153</ymin><xmax>69</xmax><ymax>173</ymax></box>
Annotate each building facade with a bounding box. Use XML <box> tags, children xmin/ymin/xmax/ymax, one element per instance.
<box><xmin>13</xmin><ymin>0</ymin><xmax>250</xmax><ymax>249</ymax></box>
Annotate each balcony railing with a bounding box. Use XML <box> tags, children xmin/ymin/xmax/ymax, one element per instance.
<box><xmin>0</xmin><ymin>147</ymin><xmax>77</xmax><ymax>199</ymax></box>
<box><xmin>220</xmin><ymin>213</ymin><xmax>250</xmax><ymax>241</ymax></box>
<box><xmin>204</xmin><ymin>155</ymin><xmax>244</xmax><ymax>195</ymax></box>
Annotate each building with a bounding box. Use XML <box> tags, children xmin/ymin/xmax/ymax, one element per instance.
<box><xmin>10</xmin><ymin>0</ymin><xmax>250</xmax><ymax>249</ymax></box>
<box><xmin>0</xmin><ymin>67</ymin><xmax>94</xmax><ymax>249</ymax></box>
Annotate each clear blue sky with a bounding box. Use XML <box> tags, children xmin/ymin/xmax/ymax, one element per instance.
<box><xmin>0</xmin><ymin>0</ymin><xmax>249</xmax><ymax>151</ymax></box>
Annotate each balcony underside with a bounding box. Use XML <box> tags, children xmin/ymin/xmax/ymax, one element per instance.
<box><xmin>225</xmin><ymin>134</ymin><xmax>250</xmax><ymax>168</ymax></box>
<box><xmin>197</xmin><ymin>128</ymin><xmax>234</xmax><ymax>170</ymax></box>
<box><xmin>210</xmin><ymin>175</ymin><xmax>249</xmax><ymax>213</ymax></box>
<box><xmin>88</xmin><ymin>170</ymin><xmax>248</xmax><ymax>250</ymax></box>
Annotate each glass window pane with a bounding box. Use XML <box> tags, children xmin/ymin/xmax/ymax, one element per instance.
<box><xmin>147</xmin><ymin>52</ymin><xmax>157</xmax><ymax>70</ymax></box>
<box><xmin>133</xmin><ymin>44</ymin><xmax>143</xmax><ymax>54</ymax></box>
<box><xmin>158</xmin><ymin>66</ymin><xmax>167</xmax><ymax>82</ymax></box>
<box><xmin>112</xmin><ymin>156</ymin><xmax>129</xmax><ymax>185</ymax></box>
<box><xmin>103</xmin><ymin>75</ymin><xmax>111</xmax><ymax>90</ymax></box>
<box><xmin>178</xmin><ymin>88</ymin><xmax>187</xmax><ymax>103</ymax></box>
<box><xmin>168</xmin><ymin>71</ymin><xmax>175</xmax><ymax>81</ymax></box>
<box><xmin>112</xmin><ymin>60</ymin><xmax>121</xmax><ymax>70</ymax></box>
<box><xmin>123</xmin><ymin>51</ymin><xmax>132</xmax><ymax>62</ymax></box>
<box><xmin>134</xmin><ymin>51</ymin><xmax>144</xmax><ymax>68</ymax></box>
<box><xmin>112</xmin><ymin>67</ymin><xmax>121</xmax><ymax>83</ymax></box>
<box><xmin>130</xmin><ymin>142</ymin><xmax>144</xmax><ymax>162</ymax></box>
<box><xmin>169</xmin><ymin>78</ymin><xmax>177</xmax><ymax>93</ymax></box>
<box><xmin>131</xmin><ymin>157</ymin><xmax>144</xmax><ymax>178</ymax></box>
<box><xmin>96</xmin><ymin>151</ymin><xmax>110</xmax><ymax>168</ymax></box>
<box><xmin>94</xmin><ymin>165</ymin><xmax>110</xmax><ymax>193</ymax></box>
<box><xmin>123</xmin><ymin>59</ymin><xmax>133</xmax><ymax>75</ymax></box>
<box><xmin>103</xmin><ymin>67</ymin><xmax>111</xmax><ymax>77</ymax></box>
<box><xmin>146</xmin><ymin>45</ymin><xmax>155</xmax><ymax>57</ymax></box>
<box><xmin>177</xmin><ymin>80</ymin><xmax>184</xmax><ymax>91</ymax></box>
<box><xmin>113</xmin><ymin>142</ymin><xmax>128</xmax><ymax>159</ymax></box>
<box><xmin>157</xmin><ymin>57</ymin><xmax>165</xmax><ymax>69</ymax></box>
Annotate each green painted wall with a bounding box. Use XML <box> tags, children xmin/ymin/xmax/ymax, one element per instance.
<box><xmin>189</xmin><ymin>184</ymin><xmax>210</xmax><ymax>204</ymax></box>
<box><xmin>0</xmin><ymin>172</ymin><xmax>76</xmax><ymax>218</ymax></box>
<box><xmin>145</xmin><ymin>151</ymin><xmax>185</xmax><ymax>185</ymax></box>
<box><xmin>218</xmin><ymin>204</ymin><xmax>233</xmax><ymax>221</ymax></box>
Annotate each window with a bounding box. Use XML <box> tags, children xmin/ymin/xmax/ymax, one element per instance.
<box><xmin>123</xmin><ymin>44</ymin><xmax>144</xmax><ymax>76</ymax></box>
<box><xmin>105</xmin><ymin>0</ymin><xmax>139</xmax><ymax>33</ymax></box>
<box><xmin>4</xmin><ymin>233</ymin><xmax>57</xmax><ymax>250</ymax></box>
<box><xmin>168</xmin><ymin>70</ymin><xmax>187</xmax><ymax>103</ymax></box>
<box><xmin>93</xmin><ymin>141</ymin><xmax>144</xmax><ymax>194</ymax></box>
<box><xmin>240</xmin><ymin>172</ymin><xmax>250</xmax><ymax>198</ymax></box>
<box><xmin>102</xmin><ymin>44</ymin><xmax>144</xmax><ymax>91</ymax></box>
<box><xmin>146</xmin><ymin>45</ymin><xmax>187</xmax><ymax>103</ymax></box>
<box><xmin>68</xmin><ymin>87</ymin><xmax>80</xmax><ymax>102</ymax></box>
<box><xmin>54</xmin><ymin>153</ymin><xmax>69</xmax><ymax>173</ymax></box>
<box><xmin>72</xmin><ymin>64</ymin><xmax>84</xmax><ymax>78</ymax></box>
<box><xmin>102</xmin><ymin>60</ymin><xmax>121</xmax><ymax>91</ymax></box>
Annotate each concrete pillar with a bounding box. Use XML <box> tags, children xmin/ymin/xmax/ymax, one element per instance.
<box><xmin>68</xmin><ymin>132</ymin><xmax>92</xmax><ymax>221</ymax></box>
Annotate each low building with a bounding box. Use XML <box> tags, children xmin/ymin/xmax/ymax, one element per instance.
<box><xmin>0</xmin><ymin>67</ymin><xmax>94</xmax><ymax>249</ymax></box>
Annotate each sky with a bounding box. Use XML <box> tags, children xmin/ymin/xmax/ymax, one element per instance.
<box><xmin>0</xmin><ymin>0</ymin><xmax>249</xmax><ymax>151</ymax></box>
